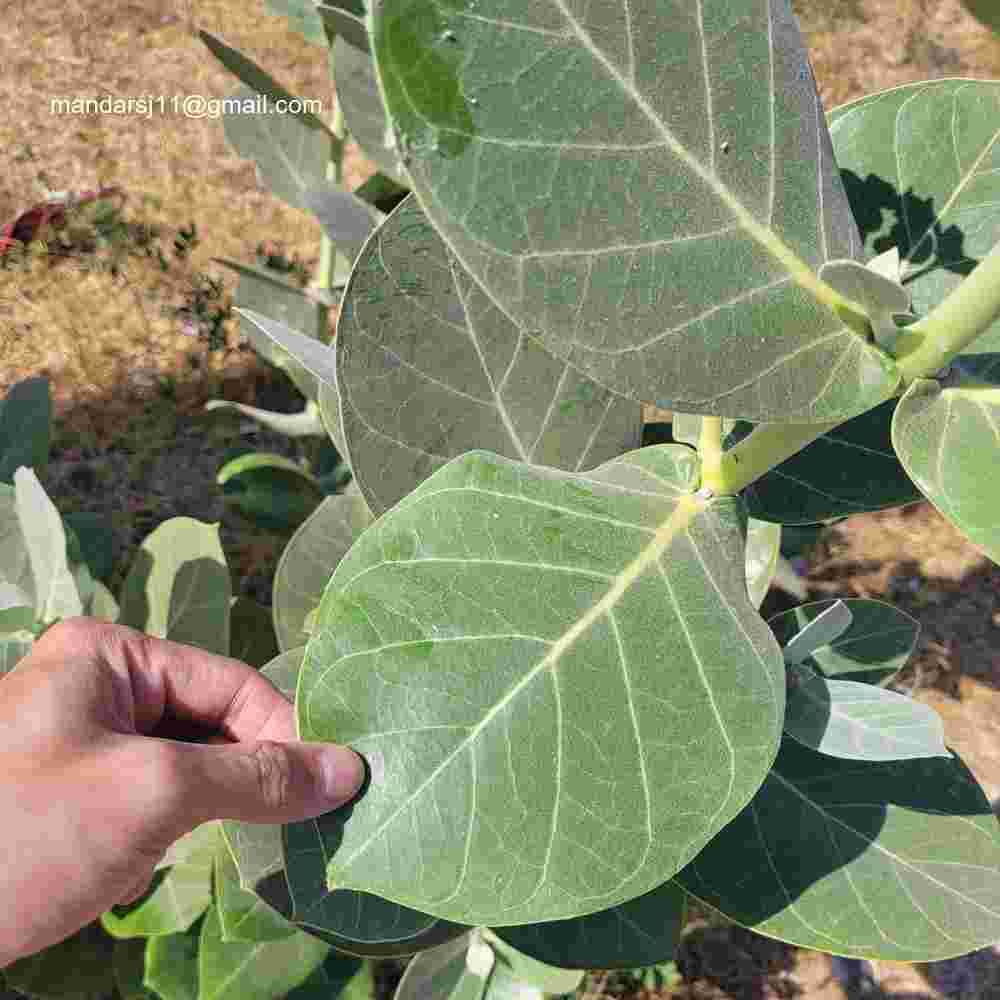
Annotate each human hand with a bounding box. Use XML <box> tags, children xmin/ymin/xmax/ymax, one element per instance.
<box><xmin>0</xmin><ymin>617</ymin><xmax>364</xmax><ymax>967</ymax></box>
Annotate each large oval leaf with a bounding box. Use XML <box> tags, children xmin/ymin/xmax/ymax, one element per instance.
<box><xmin>829</xmin><ymin>80</ymin><xmax>1000</xmax><ymax>358</ymax></box>
<box><xmin>117</xmin><ymin>517</ymin><xmax>231</xmax><ymax>656</ymax></box>
<box><xmin>273</xmin><ymin>486</ymin><xmax>375</xmax><ymax>652</ymax></box>
<box><xmin>370</xmin><ymin>0</ymin><xmax>899</xmax><ymax>422</ymax></box>
<box><xmin>493</xmin><ymin>878</ymin><xmax>686</xmax><ymax>969</ymax></box>
<box><xmin>337</xmin><ymin>195</ymin><xmax>643</xmax><ymax>514</ymax></box>
<box><xmin>296</xmin><ymin>445</ymin><xmax>785</xmax><ymax>925</ymax></box>
<box><xmin>676</xmin><ymin>739</ymin><xmax>1000</xmax><ymax>960</ymax></box>
<box><xmin>891</xmin><ymin>373</ymin><xmax>1000</xmax><ymax>565</ymax></box>
<box><xmin>0</xmin><ymin>482</ymin><xmax>35</xmax><ymax>612</ymax></box>
<box><xmin>215</xmin><ymin>838</ymin><xmax>296</xmax><ymax>943</ymax></box>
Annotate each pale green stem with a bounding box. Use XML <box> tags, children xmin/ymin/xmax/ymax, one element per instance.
<box><xmin>895</xmin><ymin>238</ymin><xmax>1000</xmax><ymax>382</ymax></box>
<box><xmin>311</xmin><ymin>99</ymin><xmax>347</xmax><ymax>295</ymax></box>
<box><xmin>698</xmin><ymin>417</ymin><xmax>723</xmax><ymax>490</ymax></box>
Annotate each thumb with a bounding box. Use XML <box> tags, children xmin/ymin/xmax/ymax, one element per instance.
<box><xmin>160</xmin><ymin>739</ymin><xmax>366</xmax><ymax>828</ymax></box>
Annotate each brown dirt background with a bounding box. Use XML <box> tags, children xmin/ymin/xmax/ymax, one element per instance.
<box><xmin>3</xmin><ymin>0</ymin><xmax>1000</xmax><ymax>997</ymax></box>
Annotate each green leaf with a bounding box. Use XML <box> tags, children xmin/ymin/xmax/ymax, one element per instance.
<box><xmin>102</xmin><ymin>830</ymin><xmax>216</xmax><ymax>938</ymax></box>
<box><xmin>784</xmin><ymin>663</ymin><xmax>948</xmax><ymax>761</ymax></box>
<box><xmin>829</xmin><ymin>80</ymin><xmax>1000</xmax><ymax>361</ymax></box>
<box><xmin>113</xmin><ymin>938</ymin><xmax>156</xmax><ymax>1000</ymax></box>
<box><xmin>222</xmin><ymin>84</ymin><xmax>332</xmax><ymax>214</ymax></box>
<box><xmin>265</xmin><ymin>0</ymin><xmax>329</xmax><ymax>46</ymax></box>
<box><xmin>371</xmin><ymin>0</ymin><xmax>899</xmax><ymax>422</ymax></box>
<box><xmin>14</xmin><ymin>467</ymin><xmax>82</xmax><ymax>623</ymax></box>
<box><xmin>145</xmin><ymin>924</ymin><xmax>202</xmax><ymax>1000</ymax></box>
<box><xmin>296</xmin><ymin>445</ymin><xmax>785</xmax><ymax>925</ymax></box>
<box><xmin>157</xmin><ymin>821</ymin><xmax>223</xmax><ymax>873</ymax></box>
<box><xmin>0</xmin><ymin>481</ymin><xmax>35</xmax><ymax>611</ymax></box>
<box><xmin>218</xmin><ymin>453</ymin><xmax>325</xmax><ymax>533</ymax></box>
<box><xmin>200</xmin><ymin>31</ymin><xmax>332</xmax><ymax>134</ymax></box>
<box><xmin>62</xmin><ymin>511</ymin><xmax>115</xmax><ymax>582</ymax></box>
<box><xmin>391</xmin><ymin>932</ymin><xmax>485</xmax><ymax>1000</ymax></box>
<box><xmin>768</xmin><ymin>598</ymin><xmax>919</xmax><ymax>687</ymax></box>
<box><xmin>481</xmin><ymin>930</ymin><xmax>584</xmax><ymax>993</ymax></box>
<box><xmin>333</xmin><ymin>35</ymin><xmax>409</xmax><ymax>185</ymax></box>
<box><xmin>354</xmin><ymin>171</ymin><xmax>411</xmax><ymax>212</ymax></box>
<box><xmin>337</xmin><ymin>195</ymin><xmax>643</xmax><ymax>514</ymax></box>
<box><xmin>286</xmin><ymin>952</ymin><xmax>368</xmax><ymax>1000</ymax></box>
<box><xmin>745</xmin><ymin>518</ymin><xmax>780</xmax><ymax>609</ymax></box>
<box><xmin>204</xmin><ymin>400</ymin><xmax>326</xmax><ymax>438</ymax></box>
<box><xmin>0</xmin><ymin>583</ymin><xmax>34</xmax><ymax>632</ymax></box>
<box><xmin>781</xmin><ymin>599</ymin><xmax>854</xmax><ymax>666</ymax></box>
<box><xmin>215</xmin><ymin>834</ymin><xmax>297</xmax><ymax>942</ymax></box>
<box><xmin>86</xmin><ymin>578</ymin><xmax>119</xmax><ymax>623</ymax></box>
<box><xmin>4</xmin><ymin>921</ymin><xmax>116</xmax><ymax>1000</ymax></box>
<box><xmin>229</xmin><ymin>596</ymin><xmax>281</xmax><ymax>668</ymax></box>
<box><xmin>198</xmin><ymin>903</ymin><xmax>329</xmax><ymax>1000</ymax></box>
<box><xmin>0</xmin><ymin>376</ymin><xmax>51</xmax><ymax>484</ymax></box>
<box><xmin>743</xmin><ymin>399</ymin><xmax>921</xmax><ymax>524</ymax></box>
<box><xmin>273</xmin><ymin>487</ymin><xmax>374</xmax><ymax>652</ymax></box>
<box><xmin>891</xmin><ymin>375</ymin><xmax>1000</xmax><ymax>565</ymax></box>
<box><xmin>283</xmin><ymin>817</ymin><xmax>470</xmax><ymax>956</ymax></box>
<box><xmin>493</xmin><ymin>878</ymin><xmax>686</xmax><ymax>970</ymax></box>
<box><xmin>318</xmin><ymin>380</ymin><xmax>348</xmax><ymax>456</ymax></box>
<box><xmin>0</xmin><ymin>633</ymin><xmax>32</xmax><ymax>676</ymax></box>
<box><xmin>117</xmin><ymin>517</ymin><xmax>231</xmax><ymax>656</ymax></box>
<box><xmin>302</xmin><ymin>187</ymin><xmax>382</xmax><ymax>262</ymax></box>
<box><xmin>677</xmin><ymin>739</ymin><xmax>1000</xmax><ymax>960</ymax></box>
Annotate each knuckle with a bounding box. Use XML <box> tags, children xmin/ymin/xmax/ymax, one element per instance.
<box><xmin>250</xmin><ymin>741</ymin><xmax>294</xmax><ymax>811</ymax></box>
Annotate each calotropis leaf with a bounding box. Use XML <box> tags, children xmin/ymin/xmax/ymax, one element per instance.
<box><xmin>676</xmin><ymin>739</ymin><xmax>1000</xmax><ymax>960</ymax></box>
<box><xmin>768</xmin><ymin>598</ymin><xmax>919</xmax><ymax>687</ymax></box>
<box><xmin>198</xmin><ymin>903</ymin><xmax>329</xmax><ymax>1000</ymax></box>
<box><xmin>493</xmin><ymin>878</ymin><xmax>686</xmax><ymax>969</ymax></box>
<box><xmin>273</xmin><ymin>486</ymin><xmax>375</xmax><ymax>652</ymax></box>
<box><xmin>332</xmin><ymin>35</ymin><xmax>410</xmax><ymax>184</ymax></box>
<box><xmin>296</xmin><ymin>445</ymin><xmax>785</xmax><ymax>925</ymax></box>
<box><xmin>0</xmin><ymin>376</ymin><xmax>51</xmax><ymax>484</ymax></box>
<box><xmin>102</xmin><ymin>832</ymin><xmax>216</xmax><ymax>938</ymax></box>
<box><xmin>743</xmin><ymin>399</ymin><xmax>921</xmax><ymax>524</ymax></box>
<box><xmin>200</xmin><ymin>31</ymin><xmax>333</xmax><ymax>135</ymax></box>
<box><xmin>0</xmin><ymin>482</ymin><xmax>35</xmax><ymax>610</ymax></box>
<box><xmin>391</xmin><ymin>932</ymin><xmax>481</xmax><ymax>1000</ymax></box>
<box><xmin>229</xmin><ymin>597</ymin><xmax>281</xmax><ymax>668</ymax></box>
<box><xmin>891</xmin><ymin>374</ymin><xmax>1000</xmax><ymax>566</ymax></box>
<box><xmin>286</xmin><ymin>952</ymin><xmax>370</xmax><ymax>1000</ymax></box>
<box><xmin>14</xmin><ymin>467</ymin><xmax>82</xmax><ymax>623</ymax></box>
<box><xmin>784</xmin><ymin>663</ymin><xmax>949</xmax><ymax>761</ymax></box>
<box><xmin>218</xmin><ymin>453</ymin><xmax>326</xmax><ymax>533</ymax></box>
<box><xmin>4</xmin><ymin>922</ymin><xmax>116</xmax><ymax>1000</ymax></box>
<box><xmin>371</xmin><ymin>0</ymin><xmax>899</xmax><ymax>422</ymax></box>
<box><xmin>828</xmin><ymin>79</ymin><xmax>1000</xmax><ymax>359</ymax></box>
<box><xmin>215</xmin><ymin>837</ymin><xmax>297</xmax><ymax>943</ymax></box>
<box><xmin>145</xmin><ymin>924</ymin><xmax>202</xmax><ymax>1000</ymax></box>
<box><xmin>745</xmin><ymin>518</ymin><xmax>780</xmax><ymax>609</ymax></box>
<box><xmin>337</xmin><ymin>195</ymin><xmax>643</xmax><ymax>514</ymax></box>
<box><xmin>283</xmin><ymin>817</ymin><xmax>470</xmax><ymax>956</ymax></box>
<box><xmin>301</xmin><ymin>187</ymin><xmax>382</xmax><ymax>263</ymax></box>
<box><xmin>0</xmin><ymin>582</ymin><xmax>34</xmax><ymax>632</ymax></box>
<box><xmin>0</xmin><ymin>634</ymin><xmax>33</xmax><ymax>677</ymax></box>
<box><xmin>117</xmin><ymin>517</ymin><xmax>231</xmax><ymax>657</ymax></box>
<box><xmin>481</xmin><ymin>930</ymin><xmax>584</xmax><ymax>993</ymax></box>
<box><xmin>157</xmin><ymin>822</ymin><xmax>223</xmax><ymax>873</ymax></box>
<box><xmin>222</xmin><ymin>84</ymin><xmax>332</xmax><ymax>215</ymax></box>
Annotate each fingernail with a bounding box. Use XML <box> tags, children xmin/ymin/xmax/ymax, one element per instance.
<box><xmin>319</xmin><ymin>745</ymin><xmax>365</xmax><ymax>804</ymax></box>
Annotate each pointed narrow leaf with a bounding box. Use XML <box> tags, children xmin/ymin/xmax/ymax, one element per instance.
<box><xmin>371</xmin><ymin>0</ymin><xmax>899</xmax><ymax>421</ymax></box>
<box><xmin>236</xmin><ymin>309</ymin><xmax>339</xmax><ymax>392</ymax></box>
<box><xmin>274</xmin><ymin>487</ymin><xmax>375</xmax><ymax>651</ymax></box>
<box><xmin>0</xmin><ymin>376</ymin><xmax>51</xmax><ymax>484</ymax></box>
<box><xmin>145</xmin><ymin>925</ymin><xmax>201</xmax><ymax>1000</ymax></box>
<box><xmin>768</xmin><ymin>598</ymin><xmax>919</xmax><ymax>687</ymax></box>
<box><xmin>743</xmin><ymin>399</ymin><xmax>921</xmax><ymax>524</ymax></box>
<box><xmin>892</xmin><ymin>375</ymin><xmax>1000</xmax><ymax>565</ymax></box>
<box><xmin>198</xmin><ymin>903</ymin><xmax>329</xmax><ymax>1000</ymax></box>
<box><xmin>338</xmin><ymin>195</ymin><xmax>642</xmax><ymax>513</ymax></box>
<box><xmin>677</xmin><ymin>740</ymin><xmax>1000</xmax><ymax>960</ymax></box>
<box><xmin>296</xmin><ymin>445</ymin><xmax>785</xmax><ymax>925</ymax></box>
<box><xmin>205</xmin><ymin>400</ymin><xmax>326</xmax><ymax>438</ymax></box>
<box><xmin>782</xmin><ymin>600</ymin><xmax>853</xmax><ymax>665</ymax></box>
<box><xmin>215</xmin><ymin>836</ymin><xmax>297</xmax><ymax>942</ymax></box>
<box><xmin>117</xmin><ymin>517</ymin><xmax>231</xmax><ymax>656</ymax></box>
<box><xmin>222</xmin><ymin>84</ymin><xmax>332</xmax><ymax>214</ymax></box>
<box><xmin>493</xmin><ymin>878</ymin><xmax>686</xmax><ymax>970</ymax></box>
<box><xmin>14</xmin><ymin>467</ymin><xmax>82</xmax><ymax>622</ymax></box>
<box><xmin>829</xmin><ymin>80</ymin><xmax>1000</xmax><ymax>360</ymax></box>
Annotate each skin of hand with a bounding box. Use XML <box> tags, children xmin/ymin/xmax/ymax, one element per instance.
<box><xmin>0</xmin><ymin>617</ymin><xmax>365</xmax><ymax>968</ymax></box>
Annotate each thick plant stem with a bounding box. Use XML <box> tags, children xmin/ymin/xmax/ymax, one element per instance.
<box><xmin>705</xmin><ymin>420</ymin><xmax>839</xmax><ymax>496</ymax></box>
<box><xmin>311</xmin><ymin>100</ymin><xmax>347</xmax><ymax>296</ymax></box>
<box><xmin>699</xmin><ymin>417</ymin><xmax>723</xmax><ymax>492</ymax></box>
<box><xmin>895</xmin><ymin>239</ymin><xmax>1000</xmax><ymax>382</ymax></box>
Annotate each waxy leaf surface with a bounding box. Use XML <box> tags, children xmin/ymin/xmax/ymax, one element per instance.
<box><xmin>297</xmin><ymin>445</ymin><xmax>785</xmax><ymax>924</ymax></box>
<box><xmin>783</xmin><ymin>665</ymin><xmax>948</xmax><ymax>761</ymax></box>
<box><xmin>0</xmin><ymin>634</ymin><xmax>32</xmax><ymax>677</ymax></box>
<box><xmin>0</xmin><ymin>376</ymin><xmax>50</xmax><ymax>484</ymax></box>
<box><xmin>338</xmin><ymin>196</ymin><xmax>642</xmax><ymax>514</ymax></box>
<box><xmin>483</xmin><ymin>930</ymin><xmax>583</xmax><ymax>993</ymax></box>
<box><xmin>829</xmin><ymin>80</ymin><xmax>1000</xmax><ymax>359</ymax></box>
<box><xmin>215</xmin><ymin>840</ymin><xmax>296</xmax><ymax>942</ymax></box>
<box><xmin>677</xmin><ymin>739</ymin><xmax>1000</xmax><ymax>960</ymax></box>
<box><xmin>273</xmin><ymin>487</ymin><xmax>375</xmax><ymax>652</ymax></box>
<box><xmin>371</xmin><ymin>0</ymin><xmax>898</xmax><ymax>421</ymax></box>
<box><xmin>891</xmin><ymin>375</ymin><xmax>1000</xmax><ymax>565</ymax></box>
<box><xmin>145</xmin><ymin>925</ymin><xmax>201</xmax><ymax>1000</ymax></box>
<box><xmin>768</xmin><ymin>598</ymin><xmax>919</xmax><ymax>687</ymax></box>
<box><xmin>0</xmin><ymin>482</ymin><xmax>35</xmax><ymax>612</ymax></box>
